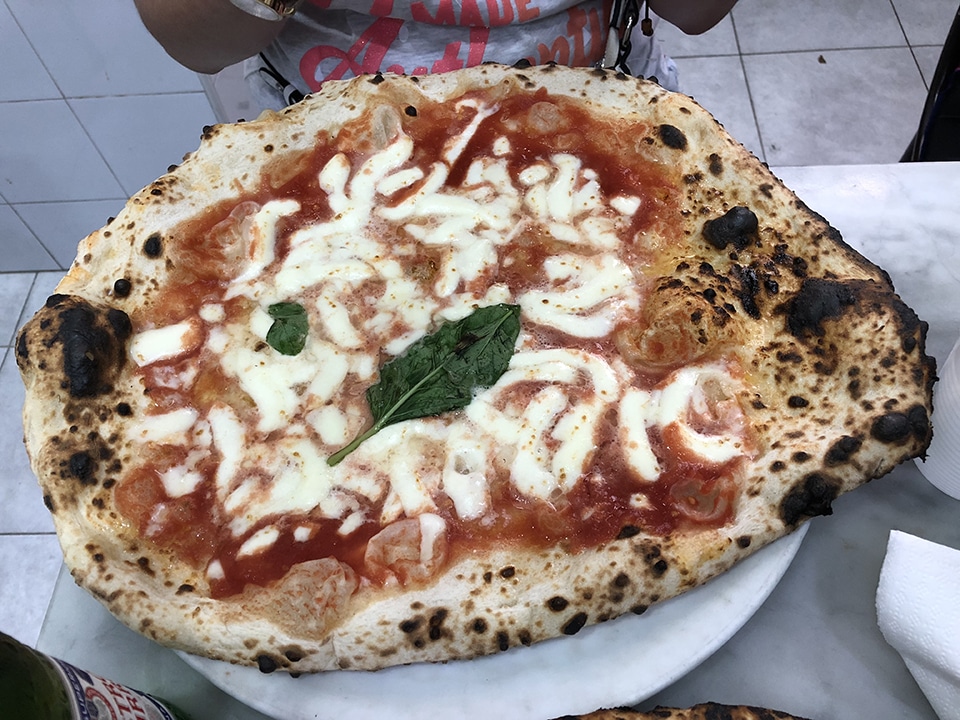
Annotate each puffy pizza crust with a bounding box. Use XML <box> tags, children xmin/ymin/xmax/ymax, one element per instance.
<box><xmin>16</xmin><ymin>64</ymin><xmax>934</xmax><ymax>673</ymax></box>
<box><xmin>563</xmin><ymin>703</ymin><xmax>812</xmax><ymax>720</ymax></box>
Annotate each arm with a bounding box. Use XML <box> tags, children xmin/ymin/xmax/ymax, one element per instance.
<box><xmin>647</xmin><ymin>0</ymin><xmax>739</xmax><ymax>35</ymax></box>
<box><xmin>134</xmin><ymin>0</ymin><xmax>286</xmax><ymax>74</ymax></box>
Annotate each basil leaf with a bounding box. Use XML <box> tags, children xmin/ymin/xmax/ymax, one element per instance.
<box><xmin>327</xmin><ymin>303</ymin><xmax>521</xmax><ymax>465</ymax></box>
<box><xmin>265</xmin><ymin>302</ymin><xmax>308</xmax><ymax>356</ymax></box>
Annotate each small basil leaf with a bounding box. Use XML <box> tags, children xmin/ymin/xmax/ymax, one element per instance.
<box><xmin>328</xmin><ymin>304</ymin><xmax>521</xmax><ymax>465</ymax></box>
<box><xmin>265</xmin><ymin>302</ymin><xmax>308</xmax><ymax>356</ymax></box>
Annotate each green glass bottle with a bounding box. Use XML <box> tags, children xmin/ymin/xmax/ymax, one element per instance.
<box><xmin>0</xmin><ymin>631</ymin><xmax>194</xmax><ymax>720</ymax></box>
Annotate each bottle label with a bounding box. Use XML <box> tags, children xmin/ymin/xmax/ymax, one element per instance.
<box><xmin>50</xmin><ymin>657</ymin><xmax>177</xmax><ymax>720</ymax></box>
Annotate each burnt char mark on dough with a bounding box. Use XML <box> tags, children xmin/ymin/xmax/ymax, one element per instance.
<box><xmin>825</xmin><ymin>435</ymin><xmax>863</xmax><ymax>465</ymax></box>
<box><xmin>871</xmin><ymin>405</ymin><xmax>931</xmax><ymax>444</ymax></box>
<box><xmin>658</xmin><ymin>124</ymin><xmax>687</xmax><ymax>150</ymax></box>
<box><xmin>702</xmin><ymin>206</ymin><xmax>759</xmax><ymax>252</ymax></box>
<box><xmin>54</xmin><ymin>299</ymin><xmax>130</xmax><ymax>398</ymax></box>
<box><xmin>780</xmin><ymin>473</ymin><xmax>839</xmax><ymax>526</ymax></box>
<box><xmin>68</xmin><ymin>451</ymin><xmax>97</xmax><ymax>485</ymax></box>
<box><xmin>731</xmin><ymin>264</ymin><xmax>762</xmax><ymax>319</ymax></box>
<box><xmin>562</xmin><ymin>611</ymin><xmax>588</xmax><ymax>635</ymax></box>
<box><xmin>783</xmin><ymin>278</ymin><xmax>856</xmax><ymax>338</ymax></box>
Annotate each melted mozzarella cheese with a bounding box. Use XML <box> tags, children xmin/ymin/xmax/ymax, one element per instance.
<box><xmin>520</xmin><ymin>253</ymin><xmax>639</xmax><ymax>338</ymax></box>
<box><xmin>129</xmin><ymin>320</ymin><xmax>199</xmax><ymax>366</ymax></box>
<box><xmin>139</xmin><ymin>116</ymin><xmax>756</xmax><ymax>561</ymax></box>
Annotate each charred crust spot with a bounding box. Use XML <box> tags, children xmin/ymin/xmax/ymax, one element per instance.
<box><xmin>482</xmin><ymin>571</ymin><xmax>493</xmax><ymax>583</ymax></box>
<box><xmin>43</xmin><ymin>494</ymin><xmax>54</xmax><ymax>511</ymax></box>
<box><xmin>369</xmin><ymin>72</ymin><xmax>385</xmax><ymax>85</ymax></box>
<box><xmin>143</xmin><ymin>234</ymin><xmax>163</xmax><ymax>258</ymax></box>
<box><xmin>702</xmin><ymin>206</ymin><xmax>759</xmax><ymax>252</ymax></box>
<box><xmin>518</xmin><ymin>629</ymin><xmax>532</xmax><ymax>646</ymax></box>
<box><xmin>404</xmin><ymin>105</ymin><xmax>418</xmax><ymax>117</ymax></box>
<box><xmin>471</xmin><ymin>618</ymin><xmax>488</xmax><ymax>633</ymax></box>
<box><xmin>736</xmin><ymin>535</ymin><xmax>752</xmax><ymax>548</ymax></box>
<box><xmin>612</xmin><ymin>572</ymin><xmax>630</xmax><ymax>588</ymax></box>
<box><xmin>176</xmin><ymin>584</ymin><xmax>194</xmax><ymax>595</ymax></box>
<box><xmin>16</xmin><ymin>330</ymin><xmax>28</xmax><ymax>361</ymax></box>
<box><xmin>69</xmin><ymin>451</ymin><xmax>96</xmax><ymax>484</ymax></box>
<box><xmin>783</xmin><ymin>278</ymin><xmax>856</xmax><ymax>338</ymax></box>
<box><xmin>826</xmin><ymin>435</ymin><xmax>862</xmax><ymax>465</ymax></box>
<box><xmin>788</xmin><ymin>395</ymin><xmax>809</xmax><ymax>408</ymax></box>
<box><xmin>284</xmin><ymin>649</ymin><xmax>303</xmax><ymax>662</ymax></box>
<box><xmin>781</xmin><ymin>473</ymin><xmax>839</xmax><ymax>526</ymax></box>
<box><xmin>256</xmin><ymin>655</ymin><xmax>278</xmax><ymax>674</ymax></box>
<box><xmin>631</xmin><ymin>604</ymin><xmax>648</xmax><ymax>615</ymax></box>
<box><xmin>617</xmin><ymin>525</ymin><xmax>640</xmax><ymax>539</ymax></box>
<box><xmin>562</xmin><ymin>612</ymin><xmax>588</xmax><ymax>635</ymax></box>
<box><xmin>46</xmin><ymin>294</ymin><xmax>70</xmax><ymax>309</ymax></box>
<box><xmin>792</xmin><ymin>451</ymin><xmax>811</xmax><ymax>463</ymax></box>
<box><xmin>658</xmin><ymin>124</ymin><xmax>687</xmax><ymax>150</ymax></box>
<box><xmin>107</xmin><ymin>309</ymin><xmax>132</xmax><ymax>340</ymax></box>
<box><xmin>116</xmin><ymin>402</ymin><xmax>132</xmax><ymax>417</ymax></box>
<box><xmin>708</xmin><ymin>152</ymin><xmax>723</xmax><ymax>175</ymax></box>
<box><xmin>731</xmin><ymin>264</ymin><xmax>762</xmax><ymax>319</ymax></box>
<box><xmin>55</xmin><ymin>301</ymin><xmax>128</xmax><ymax>398</ymax></box>
<box><xmin>496</xmin><ymin>631</ymin><xmax>510</xmax><ymax>651</ymax></box>
<box><xmin>400</xmin><ymin>617</ymin><xmax>422</xmax><ymax>634</ymax></box>
<box><xmin>113</xmin><ymin>278</ymin><xmax>132</xmax><ymax>298</ymax></box>
<box><xmin>871</xmin><ymin>407</ymin><xmax>929</xmax><ymax>443</ymax></box>
<box><xmin>547</xmin><ymin>596</ymin><xmax>569</xmax><ymax>612</ymax></box>
<box><xmin>427</xmin><ymin>609</ymin><xmax>448</xmax><ymax>641</ymax></box>
<box><xmin>499</xmin><ymin>566</ymin><xmax>516</xmax><ymax>578</ymax></box>
<box><xmin>651</xmin><ymin>559</ymin><xmax>669</xmax><ymax>577</ymax></box>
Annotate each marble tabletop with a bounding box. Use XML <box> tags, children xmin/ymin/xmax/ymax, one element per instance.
<box><xmin>37</xmin><ymin>162</ymin><xmax>960</xmax><ymax>720</ymax></box>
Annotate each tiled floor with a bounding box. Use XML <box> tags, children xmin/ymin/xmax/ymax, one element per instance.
<box><xmin>1</xmin><ymin>0</ymin><xmax>956</xmax><ymax>661</ymax></box>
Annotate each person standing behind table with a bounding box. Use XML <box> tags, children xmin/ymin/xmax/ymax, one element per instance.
<box><xmin>135</xmin><ymin>0</ymin><xmax>738</xmax><ymax>111</ymax></box>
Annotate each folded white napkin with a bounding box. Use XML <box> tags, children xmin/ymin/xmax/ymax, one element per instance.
<box><xmin>877</xmin><ymin>530</ymin><xmax>960</xmax><ymax>720</ymax></box>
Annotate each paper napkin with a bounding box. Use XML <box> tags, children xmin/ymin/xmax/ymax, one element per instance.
<box><xmin>877</xmin><ymin>530</ymin><xmax>960</xmax><ymax>720</ymax></box>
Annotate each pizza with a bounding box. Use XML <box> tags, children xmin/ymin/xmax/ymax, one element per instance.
<box><xmin>563</xmin><ymin>703</ymin><xmax>812</xmax><ymax>720</ymax></box>
<box><xmin>16</xmin><ymin>63</ymin><xmax>934</xmax><ymax>675</ymax></box>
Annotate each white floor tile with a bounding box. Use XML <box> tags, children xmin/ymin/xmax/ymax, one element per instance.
<box><xmin>0</xmin><ymin>100</ymin><xmax>125</xmax><ymax>204</ymax></box>
<box><xmin>744</xmin><ymin>48</ymin><xmax>928</xmax><ymax>166</ymax></box>
<box><xmin>0</xmin><ymin>534</ymin><xmax>63</xmax><ymax>647</ymax></box>
<box><xmin>5</xmin><ymin>0</ymin><xmax>204</xmax><ymax>98</ymax></box>
<box><xmin>891</xmin><ymin>0</ymin><xmax>959</xmax><ymax>46</ymax></box>
<box><xmin>0</xmin><ymin>272</ymin><xmax>36</xmax><ymax>346</ymax></box>
<box><xmin>0</xmin><ymin>348</ymin><xmax>55</xmax><ymax>535</ymax></box>
<box><xmin>913</xmin><ymin>45</ymin><xmax>947</xmax><ymax>89</ymax></box>
<box><xmin>657</xmin><ymin>14</ymin><xmax>740</xmax><ymax>58</ymax></box>
<box><xmin>15</xmin><ymin>272</ymin><xmax>67</xmax><ymax>332</ymax></box>
<box><xmin>15</xmin><ymin>200</ymin><xmax>125</xmax><ymax>270</ymax></box>
<box><xmin>0</xmin><ymin>2</ymin><xmax>59</xmax><ymax>102</ymax></box>
<box><xmin>674</xmin><ymin>55</ymin><xmax>765</xmax><ymax>162</ymax></box>
<box><xmin>733</xmin><ymin>0</ymin><xmax>906</xmax><ymax>54</ymax></box>
<box><xmin>0</xmin><ymin>204</ymin><xmax>59</xmax><ymax>273</ymax></box>
<box><xmin>69</xmin><ymin>93</ymin><xmax>216</xmax><ymax>197</ymax></box>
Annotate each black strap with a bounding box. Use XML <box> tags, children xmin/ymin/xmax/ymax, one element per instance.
<box><xmin>257</xmin><ymin>52</ymin><xmax>305</xmax><ymax>106</ymax></box>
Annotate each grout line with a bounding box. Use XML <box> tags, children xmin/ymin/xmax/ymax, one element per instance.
<box><xmin>729</xmin><ymin>12</ymin><xmax>767</xmax><ymax>166</ymax></box>
<box><xmin>0</xmin><ymin>91</ymin><xmax>208</xmax><ymax>106</ymax></box>
<box><xmin>0</xmin><ymin>531</ymin><xmax>58</xmax><ymax>538</ymax></box>
<box><xmin>0</xmin><ymin>271</ymin><xmax>39</xmax><ymax>353</ymax></box>
<box><xmin>7</xmin><ymin>206</ymin><xmax>62</xmax><ymax>271</ymax></box>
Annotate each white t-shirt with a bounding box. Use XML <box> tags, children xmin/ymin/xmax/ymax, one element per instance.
<box><xmin>246</xmin><ymin>0</ymin><xmax>678</xmax><ymax>110</ymax></box>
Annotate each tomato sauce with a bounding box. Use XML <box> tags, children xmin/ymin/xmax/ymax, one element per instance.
<box><xmin>118</xmin><ymin>89</ymin><xmax>738</xmax><ymax>599</ymax></box>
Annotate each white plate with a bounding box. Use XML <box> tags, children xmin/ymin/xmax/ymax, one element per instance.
<box><xmin>180</xmin><ymin>525</ymin><xmax>807</xmax><ymax>720</ymax></box>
